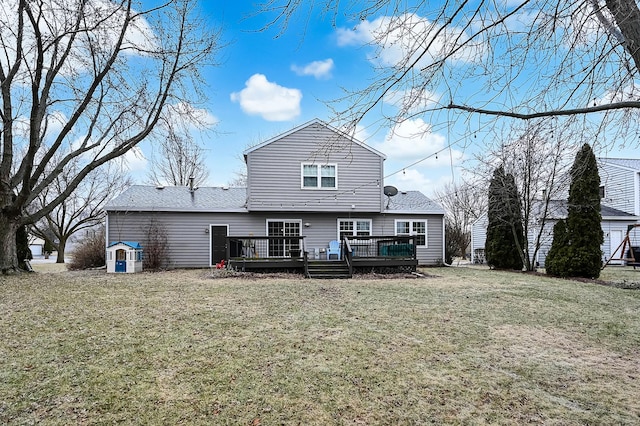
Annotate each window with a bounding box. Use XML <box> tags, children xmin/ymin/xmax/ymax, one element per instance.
<box><xmin>338</xmin><ymin>219</ymin><xmax>372</xmax><ymax>239</ymax></box>
<box><xmin>267</xmin><ymin>220</ymin><xmax>302</xmax><ymax>257</ymax></box>
<box><xmin>301</xmin><ymin>163</ymin><xmax>337</xmax><ymax>189</ymax></box>
<box><xmin>599</xmin><ymin>185</ymin><xmax>605</xmax><ymax>199</ymax></box>
<box><xmin>395</xmin><ymin>220</ymin><xmax>427</xmax><ymax>247</ymax></box>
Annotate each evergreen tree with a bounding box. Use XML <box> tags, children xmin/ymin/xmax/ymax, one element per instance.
<box><xmin>546</xmin><ymin>144</ymin><xmax>603</xmax><ymax>278</ymax></box>
<box><xmin>545</xmin><ymin>219</ymin><xmax>569</xmax><ymax>277</ymax></box>
<box><xmin>486</xmin><ymin>166</ymin><xmax>525</xmax><ymax>270</ymax></box>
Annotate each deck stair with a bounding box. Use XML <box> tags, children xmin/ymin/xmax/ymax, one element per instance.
<box><xmin>306</xmin><ymin>260</ymin><xmax>351</xmax><ymax>279</ymax></box>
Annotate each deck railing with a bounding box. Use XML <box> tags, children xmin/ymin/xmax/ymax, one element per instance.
<box><xmin>226</xmin><ymin>236</ymin><xmax>306</xmax><ymax>260</ymax></box>
<box><xmin>225</xmin><ymin>235</ymin><xmax>416</xmax><ymax>262</ymax></box>
<box><xmin>344</xmin><ymin>235</ymin><xmax>417</xmax><ymax>259</ymax></box>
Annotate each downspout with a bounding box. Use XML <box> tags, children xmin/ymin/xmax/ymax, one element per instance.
<box><xmin>105</xmin><ymin>213</ymin><xmax>109</xmax><ymax>250</ymax></box>
<box><xmin>635</xmin><ymin>171</ymin><xmax>640</xmax><ymax>216</ymax></box>
<box><xmin>442</xmin><ymin>215</ymin><xmax>446</xmax><ymax>266</ymax></box>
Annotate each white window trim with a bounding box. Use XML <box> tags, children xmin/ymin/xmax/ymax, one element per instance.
<box><xmin>394</xmin><ymin>219</ymin><xmax>428</xmax><ymax>248</ymax></box>
<box><xmin>300</xmin><ymin>163</ymin><xmax>338</xmax><ymax>190</ymax></box>
<box><xmin>265</xmin><ymin>219</ymin><xmax>303</xmax><ymax>236</ymax></box>
<box><xmin>337</xmin><ymin>218</ymin><xmax>372</xmax><ymax>240</ymax></box>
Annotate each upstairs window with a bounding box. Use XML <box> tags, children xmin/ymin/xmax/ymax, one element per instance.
<box><xmin>302</xmin><ymin>163</ymin><xmax>337</xmax><ymax>189</ymax></box>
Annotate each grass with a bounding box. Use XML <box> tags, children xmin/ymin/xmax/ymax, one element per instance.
<box><xmin>1</xmin><ymin>266</ymin><xmax>640</xmax><ymax>424</ymax></box>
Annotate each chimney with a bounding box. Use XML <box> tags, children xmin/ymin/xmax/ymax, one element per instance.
<box><xmin>188</xmin><ymin>176</ymin><xmax>194</xmax><ymax>192</ymax></box>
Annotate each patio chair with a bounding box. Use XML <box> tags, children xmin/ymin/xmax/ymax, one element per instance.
<box><xmin>327</xmin><ymin>240</ymin><xmax>341</xmax><ymax>260</ymax></box>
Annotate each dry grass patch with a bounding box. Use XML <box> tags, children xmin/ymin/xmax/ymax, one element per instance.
<box><xmin>1</xmin><ymin>267</ymin><xmax>640</xmax><ymax>424</ymax></box>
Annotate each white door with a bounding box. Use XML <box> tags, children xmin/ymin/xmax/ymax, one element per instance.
<box><xmin>609</xmin><ymin>229</ymin><xmax>624</xmax><ymax>265</ymax></box>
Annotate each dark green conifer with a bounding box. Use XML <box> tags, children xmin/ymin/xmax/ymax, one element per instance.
<box><xmin>546</xmin><ymin>143</ymin><xmax>603</xmax><ymax>278</ymax></box>
<box><xmin>486</xmin><ymin>166</ymin><xmax>525</xmax><ymax>270</ymax></box>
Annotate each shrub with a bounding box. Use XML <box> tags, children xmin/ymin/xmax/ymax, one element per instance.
<box><xmin>545</xmin><ymin>220</ymin><xmax>570</xmax><ymax>277</ymax></box>
<box><xmin>143</xmin><ymin>219</ymin><xmax>169</xmax><ymax>271</ymax></box>
<box><xmin>67</xmin><ymin>228</ymin><xmax>106</xmax><ymax>270</ymax></box>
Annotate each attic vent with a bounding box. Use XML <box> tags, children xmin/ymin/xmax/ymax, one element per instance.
<box><xmin>222</xmin><ymin>185</ymin><xmax>229</xmax><ymax>190</ymax></box>
<box><xmin>156</xmin><ymin>185</ymin><xmax>164</xmax><ymax>190</ymax></box>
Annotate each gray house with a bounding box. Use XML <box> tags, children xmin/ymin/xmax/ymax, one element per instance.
<box><xmin>105</xmin><ymin>119</ymin><xmax>445</xmax><ymax>274</ymax></box>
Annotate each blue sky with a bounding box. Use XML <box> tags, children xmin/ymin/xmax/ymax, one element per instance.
<box><xmin>126</xmin><ymin>1</ymin><xmax>638</xmax><ymax>197</ymax></box>
<box><xmin>124</xmin><ymin>1</ymin><xmax>468</xmax><ymax>197</ymax></box>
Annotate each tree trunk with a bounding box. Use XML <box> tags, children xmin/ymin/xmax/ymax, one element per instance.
<box><xmin>606</xmin><ymin>0</ymin><xmax>640</xmax><ymax>73</ymax></box>
<box><xmin>0</xmin><ymin>214</ymin><xmax>20</xmax><ymax>274</ymax></box>
<box><xmin>56</xmin><ymin>237</ymin><xmax>66</xmax><ymax>263</ymax></box>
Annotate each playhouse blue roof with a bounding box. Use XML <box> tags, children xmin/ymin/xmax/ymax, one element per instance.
<box><xmin>108</xmin><ymin>241</ymin><xmax>142</xmax><ymax>249</ymax></box>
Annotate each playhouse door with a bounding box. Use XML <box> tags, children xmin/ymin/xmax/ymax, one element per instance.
<box><xmin>115</xmin><ymin>249</ymin><xmax>127</xmax><ymax>272</ymax></box>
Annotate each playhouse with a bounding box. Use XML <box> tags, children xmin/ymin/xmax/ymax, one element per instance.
<box><xmin>107</xmin><ymin>241</ymin><xmax>143</xmax><ymax>273</ymax></box>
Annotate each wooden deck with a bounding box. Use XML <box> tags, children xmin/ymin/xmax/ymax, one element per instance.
<box><xmin>225</xmin><ymin>236</ymin><xmax>418</xmax><ymax>276</ymax></box>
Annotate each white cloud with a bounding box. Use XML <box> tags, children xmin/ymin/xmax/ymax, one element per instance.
<box><xmin>598</xmin><ymin>82</ymin><xmax>640</xmax><ymax>104</ymax></box>
<box><xmin>163</xmin><ymin>102</ymin><xmax>218</xmax><ymax>131</ymax></box>
<box><xmin>121</xmin><ymin>146</ymin><xmax>148</xmax><ymax>173</ymax></box>
<box><xmin>291</xmin><ymin>59</ymin><xmax>334</xmax><ymax>79</ymax></box>
<box><xmin>388</xmin><ymin>168</ymin><xmax>434</xmax><ymax>193</ymax></box>
<box><xmin>337</xmin><ymin>13</ymin><xmax>484</xmax><ymax>68</ymax></box>
<box><xmin>372</xmin><ymin>118</ymin><xmax>463</xmax><ymax>165</ymax></box>
<box><xmin>0</xmin><ymin>0</ymin><xmax>158</xmax><ymax>81</ymax></box>
<box><xmin>230</xmin><ymin>74</ymin><xmax>302</xmax><ymax>121</ymax></box>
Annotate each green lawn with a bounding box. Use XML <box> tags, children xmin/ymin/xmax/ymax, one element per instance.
<box><xmin>1</xmin><ymin>266</ymin><xmax>640</xmax><ymax>424</ymax></box>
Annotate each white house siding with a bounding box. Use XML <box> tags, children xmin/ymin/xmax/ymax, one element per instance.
<box><xmin>246</xmin><ymin>122</ymin><xmax>385</xmax><ymax>213</ymax></box>
<box><xmin>470</xmin><ymin>215</ymin><xmax>488</xmax><ymax>263</ymax></box>
<box><xmin>599</xmin><ymin>162</ymin><xmax>639</xmax><ymax>216</ymax></box>
<box><xmin>470</xmin><ymin>214</ymin><xmax>637</xmax><ymax>268</ymax></box>
<box><xmin>107</xmin><ymin>210</ymin><xmax>444</xmax><ymax>268</ymax></box>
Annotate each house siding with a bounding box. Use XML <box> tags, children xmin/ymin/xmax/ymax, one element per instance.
<box><xmin>246</xmin><ymin>122</ymin><xmax>384</xmax><ymax>213</ymax></box>
<box><xmin>470</xmin><ymin>215</ymin><xmax>488</xmax><ymax>263</ymax></box>
<box><xmin>471</xmin><ymin>213</ymin><xmax>637</xmax><ymax>267</ymax></box>
<box><xmin>107</xmin><ymin>210</ymin><xmax>443</xmax><ymax>268</ymax></box>
<box><xmin>600</xmin><ymin>162</ymin><xmax>639</xmax><ymax>215</ymax></box>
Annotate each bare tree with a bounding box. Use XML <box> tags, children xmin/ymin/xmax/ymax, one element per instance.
<box><xmin>434</xmin><ymin>180</ymin><xmax>485</xmax><ymax>258</ymax></box>
<box><xmin>147</xmin><ymin>133</ymin><xmax>210</xmax><ymax>187</ymax></box>
<box><xmin>0</xmin><ymin>0</ymin><xmax>220</xmax><ymax>273</ymax></box>
<box><xmin>260</xmin><ymin>1</ymin><xmax>640</xmax><ymax>145</ymax></box>
<box><xmin>30</xmin><ymin>162</ymin><xmax>131</xmax><ymax>263</ymax></box>
<box><xmin>147</xmin><ymin>102</ymin><xmax>214</xmax><ymax>187</ymax></box>
<box><xmin>473</xmin><ymin>121</ymin><xmax>577</xmax><ymax>271</ymax></box>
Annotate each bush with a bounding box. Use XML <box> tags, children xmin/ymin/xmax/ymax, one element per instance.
<box><xmin>143</xmin><ymin>219</ymin><xmax>169</xmax><ymax>271</ymax></box>
<box><xmin>67</xmin><ymin>228</ymin><xmax>106</xmax><ymax>270</ymax></box>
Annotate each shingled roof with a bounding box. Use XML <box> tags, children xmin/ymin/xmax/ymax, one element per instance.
<box><xmin>384</xmin><ymin>190</ymin><xmax>445</xmax><ymax>214</ymax></box>
<box><xmin>104</xmin><ymin>185</ymin><xmax>247</xmax><ymax>212</ymax></box>
<box><xmin>599</xmin><ymin>158</ymin><xmax>640</xmax><ymax>170</ymax></box>
<box><xmin>106</xmin><ymin>185</ymin><xmax>443</xmax><ymax>214</ymax></box>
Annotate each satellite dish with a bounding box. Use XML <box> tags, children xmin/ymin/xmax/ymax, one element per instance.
<box><xmin>383</xmin><ymin>185</ymin><xmax>398</xmax><ymax>197</ymax></box>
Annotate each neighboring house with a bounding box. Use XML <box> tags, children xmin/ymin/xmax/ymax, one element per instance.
<box><xmin>471</xmin><ymin>202</ymin><xmax>638</xmax><ymax>267</ymax></box>
<box><xmin>28</xmin><ymin>235</ymin><xmax>45</xmax><ymax>257</ymax></box>
<box><xmin>599</xmin><ymin>158</ymin><xmax>640</xmax><ymax>217</ymax></box>
<box><xmin>105</xmin><ymin>119</ymin><xmax>445</xmax><ymax>272</ymax></box>
<box><xmin>471</xmin><ymin>158</ymin><xmax>640</xmax><ymax>268</ymax></box>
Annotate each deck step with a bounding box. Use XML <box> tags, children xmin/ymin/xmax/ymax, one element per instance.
<box><xmin>307</xmin><ymin>260</ymin><xmax>351</xmax><ymax>279</ymax></box>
